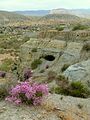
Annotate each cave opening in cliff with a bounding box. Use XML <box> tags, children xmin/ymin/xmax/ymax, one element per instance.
<box><xmin>44</xmin><ymin>55</ymin><xmax>55</xmax><ymax>61</ymax></box>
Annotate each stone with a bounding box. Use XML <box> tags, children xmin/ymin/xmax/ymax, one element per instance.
<box><xmin>63</xmin><ymin>59</ymin><xmax>90</xmax><ymax>86</ymax></box>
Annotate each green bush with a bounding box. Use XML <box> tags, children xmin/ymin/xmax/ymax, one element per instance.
<box><xmin>56</xmin><ymin>26</ymin><xmax>64</xmax><ymax>31</ymax></box>
<box><xmin>69</xmin><ymin>81</ymin><xmax>89</xmax><ymax>98</ymax></box>
<box><xmin>0</xmin><ymin>88</ymin><xmax>8</xmax><ymax>100</ymax></box>
<box><xmin>72</xmin><ymin>24</ymin><xmax>88</xmax><ymax>31</ymax></box>
<box><xmin>40</xmin><ymin>69</ymin><xmax>45</xmax><ymax>73</ymax></box>
<box><xmin>54</xmin><ymin>86</ymin><xmax>62</xmax><ymax>94</ymax></box>
<box><xmin>31</xmin><ymin>59</ymin><xmax>42</xmax><ymax>69</ymax></box>
<box><xmin>61</xmin><ymin>64</ymin><xmax>70</xmax><ymax>72</ymax></box>
<box><xmin>51</xmin><ymin>80</ymin><xmax>90</xmax><ymax>98</ymax></box>
<box><xmin>0</xmin><ymin>58</ymin><xmax>14</xmax><ymax>72</ymax></box>
<box><xmin>31</xmin><ymin>48</ymin><xmax>37</xmax><ymax>52</ymax></box>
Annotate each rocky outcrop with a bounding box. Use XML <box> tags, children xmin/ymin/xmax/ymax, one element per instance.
<box><xmin>19</xmin><ymin>39</ymin><xmax>84</xmax><ymax>77</ymax></box>
<box><xmin>39</xmin><ymin>30</ymin><xmax>90</xmax><ymax>41</ymax></box>
<box><xmin>64</xmin><ymin>59</ymin><xmax>90</xmax><ymax>86</ymax></box>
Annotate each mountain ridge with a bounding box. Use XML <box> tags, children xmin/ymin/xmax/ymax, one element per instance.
<box><xmin>49</xmin><ymin>8</ymin><xmax>90</xmax><ymax>18</ymax></box>
<box><xmin>0</xmin><ymin>10</ymin><xmax>30</xmax><ymax>25</ymax></box>
<box><xmin>15</xmin><ymin>8</ymin><xmax>90</xmax><ymax>18</ymax></box>
<box><xmin>15</xmin><ymin>10</ymin><xmax>50</xmax><ymax>16</ymax></box>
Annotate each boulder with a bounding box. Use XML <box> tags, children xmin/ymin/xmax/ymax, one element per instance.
<box><xmin>63</xmin><ymin>59</ymin><xmax>90</xmax><ymax>86</ymax></box>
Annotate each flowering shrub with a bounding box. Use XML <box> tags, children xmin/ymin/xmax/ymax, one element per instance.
<box><xmin>5</xmin><ymin>81</ymin><xmax>49</xmax><ymax>105</ymax></box>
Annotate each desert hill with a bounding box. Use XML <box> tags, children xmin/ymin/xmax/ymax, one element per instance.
<box><xmin>0</xmin><ymin>11</ymin><xmax>30</xmax><ymax>25</ymax></box>
<box><xmin>40</xmin><ymin>14</ymin><xmax>80</xmax><ymax>21</ymax></box>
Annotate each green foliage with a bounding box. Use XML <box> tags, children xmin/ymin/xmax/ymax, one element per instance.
<box><xmin>31</xmin><ymin>48</ymin><xmax>37</xmax><ymax>52</ymax></box>
<box><xmin>69</xmin><ymin>81</ymin><xmax>89</xmax><ymax>98</ymax></box>
<box><xmin>0</xmin><ymin>35</ymin><xmax>30</xmax><ymax>52</ymax></box>
<box><xmin>72</xmin><ymin>24</ymin><xmax>88</xmax><ymax>31</ymax></box>
<box><xmin>23</xmin><ymin>36</ymin><xmax>30</xmax><ymax>42</ymax></box>
<box><xmin>31</xmin><ymin>59</ymin><xmax>42</xmax><ymax>69</ymax></box>
<box><xmin>61</xmin><ymin>64</ymin><xmax>70</xmax><ymax>72</ymax></box>
<box><xmin>0</xmin><ymin>79</ymin><xmax>8</xmax><ymax>100</ymax></box>
<box><xmin>56</xmin><ymin>26</ymin><xmax>64</xmax><ymax>31</ymax></box>
<box><xmin>0</xmin><ymin>58</ymin><xmax>14</xmax><ymax>72</ymax></box>
<box><xmin>0</xmin><ymin>88</ymin><xmax>8</xmax><ymax>100</ymax></box>
<box><xmin>82</xmin><ymin>42</ymin><xmax>90</xmax><ymax>51</ymax></box>
<box><xmin>56</xmin><ymin>74</ymin><xmax>68</xmax><ymax>84</ymax></box>
<box><xmin>40</xmin><ymin>69</ymin><xmax>45</xmax><ymax>73</ymax></box>
<box><xmin>54</xmin><ymin>86</ymin><xmax>62</xmax><ymax>94</ymax></box>
<box><xmin>71</xmin><ymin>81</ymin><xmax>84</xmax><ymax>89</ymax></box>
<box><xmin>51</xmin><ymin>79</ymin><xmax>90</xmax><ymax>98</ymax></box>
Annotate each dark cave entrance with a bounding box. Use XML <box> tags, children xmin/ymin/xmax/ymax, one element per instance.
<box><xmin>44</xmin><ymin>55</ymin><xmax>55</xmax><ymax>61</ymax></box>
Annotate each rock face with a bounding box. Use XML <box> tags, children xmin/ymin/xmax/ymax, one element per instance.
<box><xmin>20</xmin><ymin>38</ymin><xmax>66</xmax><ymax>74</ymax></box>
<box><xmin>60</xmin><ymin>42</ymin><xmax>82</xmax><ymax>63</ymax></box>
<box><xmin>39</xmin><ymin>30</ymin><xmax>90</xmax><ymax>41</ymax></box>
<box><xmin>19</xmin><ymin>38</ymin><xmax>90</xmax><ymax>88</ymax></box>
<box><xmin>64</xmin><ymin>60</ymin><xmax>90</xmax><ymax>86</ymax></box>
<box><xmin>20</xmin><ymin>39</ymin><xmax>83</xmax><ymax>73</ymax></box>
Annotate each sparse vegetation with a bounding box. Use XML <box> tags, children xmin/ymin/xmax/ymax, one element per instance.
<box><xmin>69</xmin><ymin>81</ymin><xmax>89</xmax><ymax>98</ymax></box>
<box><xmin>82</xmin><ymin>42</ymin><xmax>90</xmax><ymax>51</ymax></box>
<box><xmin>0</xmin><ymin>9</ymin><xmax>90</xmax><ymax>103</ymax></box>
<box><xmin>53</xmin><ymin>86</ymin><xmax>62</xmax><ymax>94</ymax></box>
<box><xmin>77</xmin><ymin>103</ymin><xmax>83</xmax><ymax>109</ymax></box>
<box><xmin>56</xmin><ymin>26</ymin><xmax>64</xmax><ymax>31</ymax></box>
<box><xmin>0</xmin><ymin>87</ymin><xmax>8</xmax><ymax>100</ymax></box>
<box><xmin>0</xmin><ymin>58</ymin><xmax>14</xmax><ymax>72</ymax></box>
<box><xmin>61</xmin><ymin>64</ymin><xmax>70</xmax><ymax>72</ymax></box>
<box><xmin>56</xmin><ymin>74</ymin><xmax>68</xmax><ymax>84</ymax></box>
<box><xmin>31</xmin><ymin>48</ymin><xmax>37</xmax><ymax>52</ymax></box>
<box><xmin>31</xmin><ymin>59</ymin><xmax>42</xmax><ymax>69</ymax></box>
<box><xmin>72</xmin><ymin>24</ymin><xmax>88</xmax><ymax>31</ymax></box>
<box><xmin>47</xmin><ymin>71</ymin><xmax>57</xmax><ymax>82</ymax></box>
<box><xmin>52</xmin><ymin>79</ymin><xmax>90</xmax><ymax>98</ymax></box>
<box><xmin>40</xmin><ymin>69</ymin><xmax>45</xmax><ymax>73</ymax></box>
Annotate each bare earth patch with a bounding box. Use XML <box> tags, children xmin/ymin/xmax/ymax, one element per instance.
<box><xmin>0</xmin><ymin>53</ymin><xmax>15</xmax><ymax>64</ymax></box>
<box><xmin>0</xmin><ymin>94</ymin><xmax>90</xmax><ymax>120</ymax></box>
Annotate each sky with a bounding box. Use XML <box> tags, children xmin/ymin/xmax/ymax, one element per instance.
<box><xmin>0</xmin><ymin>0</ymin><xmax>90</xmax><ymax>11</ymax></box>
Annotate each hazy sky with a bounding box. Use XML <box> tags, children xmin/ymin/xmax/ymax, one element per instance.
<box><xmin>0</xmin><ymin>0</ymin><xmax>90</xmax><ymax>11</ymax></box>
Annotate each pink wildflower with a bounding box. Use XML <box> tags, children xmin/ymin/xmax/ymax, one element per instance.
<box><xmin>6</xmin><ymin>81</ymin><xmax>49</xmax><ymax>106</ymax></box>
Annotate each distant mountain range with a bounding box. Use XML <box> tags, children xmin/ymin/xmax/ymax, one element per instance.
<box><xmin>15</xmin><ymin>8</ymin><xmax>90</xmax><ymax>18</ymax></box>
<box><xmin>50</xmin><ymin>8</ymin><xmax>90</xmax><ymax>18</ymax></box>
<box><xmin>0</xmin><ymin>8</ymin><xmax>90</xmax><ymax>25</ymax></box>
<box><xmin>15</xmin><ymin>10</ymin><xmax>50</xmax><ymax>16</ymax></box>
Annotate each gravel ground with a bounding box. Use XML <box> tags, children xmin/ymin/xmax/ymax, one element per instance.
<box><xmin>0</xmin><ymin>94</ymin><xmax>90</xmax><ymax>120</ymax></box>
